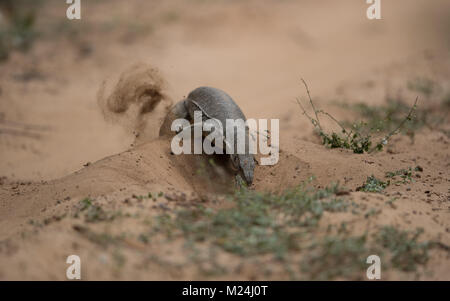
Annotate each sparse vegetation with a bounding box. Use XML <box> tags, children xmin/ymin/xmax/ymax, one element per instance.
<box><xmin>407</xmin><ymin>77</ymin><xmax>435</xmax><ymax>98</ymax></box>
<box><xmin>376</xmin><ymin>226</ymin><xmax>430</xmax><ymax>272</ymax></box>
<box><xmin>140</xmin><ymin>183</ymin><xmax>438</xmax><ymax>279</ymax></box>
<box><xmin>385</xmin><ymin>166</ymin><xmax>422</xmax><ymax>184</ymax></box>
<box><xmin>340</xmin><ymin>78</ymin><xmax>450</xmax><ymax>139</ymax></box>
<box><xmin>357</xmin><ymin>166</ymin><xmax>422</xmax><ymax>193</ymax></box>
<box><xmin>344</xmin><ymin>98</ymin><xmax>425</xmax><ymax>138</ymax></box>
<box><xmin>296</xmin><ymin>79</ymin><xmax>418</xmax><ymax>153</ymax></box>
<box><xmin>75</xmin><ymin>198</ymin><xmax>115</xmax><ymax>223</ymax></box>
<box><xmin>152</xmin><ymin>183</ymin><xmax>347</xmax><ymax>258</ymax></box>
<box><xmin>0</xmin><ymin>0</ymin><xmax>39</xmax><ymax>61</ymax></box>
<box><xmin>302</xmin><ymin>234</ymin><xmax>369</xmax><ymax>280</ymax></box>
<box><xmin>357</xmin><ymin>175</ymin><xmax>389</xmax><ymax>193</ymax></box>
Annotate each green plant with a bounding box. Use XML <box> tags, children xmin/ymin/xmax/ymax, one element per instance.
<box><xmin>376</xmin><ymin>226</ymin><xmax>430</xmax><ymax>271</ymax></box>
<box><xmin>0</xmin><ymin>1</ymin><xmax>38</xmax><ymax>61</ymax></box>
<box><xmin>144</xmin><ymin>182</ymin><xmax>443</xmax><ymax>279</ymax></box>
<box><xmin>76</xmin><ymin>198</ymin><xmax>114</xmax><ymax>223</ymax></box>
<box><xmin>301</xmin><ymin>234</ymin><xmax>368</xmax><ymax>280</ymax></box>
<box><xmin>385</xmin><ymin>167</ymin><xmax>416</xmax><ymax>184</ymax></box>
<box><xmin>79</xmin><ymin>198</ymin><xmax>93</xmax><ymax>210</ymax></box>
<box><xmin>152</xmin><ymin>183</ymin><xmax>347</xmax><ymax>259</ymax></box>
<box><xmin>296</xmin><ymin>79</ymin><xmax>418</xmax><ymax>153</ymax></box>
<box><xmin>357</xmin><ymin>175</ymin><xmax>389</xmax><ymax>193</ymax></box>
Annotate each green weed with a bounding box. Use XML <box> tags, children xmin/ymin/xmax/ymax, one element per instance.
<box><xmin>296</xmin><ymin>79</ymin><xmax>417</xmax><ymax>153</ymax></box>
<box><xmin>357</xmin><ymin>175</ymin><xmax>389</xmax><ymax>193</ymax></box>
<box><xmin>385</xmin><ymin>167</ymin><xmax>419</xmax><ymax>184</ymax></box>
<box><xmin>152</xmin><ymin>184</ymin><xmax>347</xmax><ymax>259</ymax></box>
<box><xmin>301</xmin><ymin>234</ymin><xmax>368</xmax><ymax>280</ymax></box>
<box><xmin>376</xmin><ymin>226</ymin><xmax>430</xmax><ymax>272</ymax></box>
<box><xmin>146</xmin><ymin>183</ymin><xmax>438</xmax><ymax>279</ymax></box>
<box><xmin>0</xmin><ymin>0</ymin><xmax>39</xmax><ymax>61</ymax></box>
<box><xmin>76</xmin><ymin>198</ymin><xmax>114</xmax><ymax>223</ymax></box>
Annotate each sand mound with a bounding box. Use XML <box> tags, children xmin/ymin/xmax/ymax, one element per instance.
<box><xmin>1</xmin><ymin>128</ymin><xmax>449</xmax><ymax>280</ymax></box>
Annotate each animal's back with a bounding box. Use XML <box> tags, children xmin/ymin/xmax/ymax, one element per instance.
<box><xmin>186</xmin><ymin>87</ymin><xmax>247</xmax><ymax>126</ymax></box>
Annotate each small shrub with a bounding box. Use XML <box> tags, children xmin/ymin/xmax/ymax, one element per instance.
<box><xmin>76</xmin><ymin>198</ymin><xmax>113</xmax><ymax>223</ymax></box>
<box><xmin>296</xmin><ymin>79</ymin><xmax>417</xmax><ymax>153</ymax></box>
<box><xmin>385</xmin><ymin>167</ymin><xmax>415</xmax><ymax>184</ymax></box>
<box><xmin>357</xmin><ymin>175</ymin><xmax>389</xmax><ymax>193</ymax></box>
<box><xmin>376</xmin><ymin>227</ymin><xmax>430</xmax><ymax>272</ymax></box>
<box><xmin>301</xmin><ymin>234</ymin><xmax>368</xmax><ymax>280</ymax></box>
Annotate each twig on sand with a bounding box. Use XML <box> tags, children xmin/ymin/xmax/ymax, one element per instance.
<box><xmin>368</xmin><ymin>97</ymin><xmax>418</xmax><ymax>153</ymax></box>
<box><xmin>300</xmin><ymin>78</ymin><xmax>322</xmax><ymax>131</ymax></box>
<box><xmin>295</xmin><ymin>78</ymin><xmax>419</xmax><ymax>154</ymax></box>
<box><xmin>295</xmin><ymin>97</ymin><xmax>319</xmax><ymax>129</ymax></box>
<box><xmin>296</xmin><ymin>80</ymin><xmax>350</xmax><ymax>139</ymax></box>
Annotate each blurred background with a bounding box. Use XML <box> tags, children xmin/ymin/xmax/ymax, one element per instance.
<box><xmin>1</xmin><ymin>0</ymin><xmax>449</xmax><ymax>180</ymax></box>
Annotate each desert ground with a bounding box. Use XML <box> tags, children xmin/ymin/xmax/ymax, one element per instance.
<box><xmin>0</xmin><ymin>0</ymin><xmax>449</xmax><ymax>280</ymax></box>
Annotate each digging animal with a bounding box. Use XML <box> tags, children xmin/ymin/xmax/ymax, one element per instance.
<box><xmin>160</xmin><ymin>87</ymin><xmax>256</xmax><ymax>185</ymax></box>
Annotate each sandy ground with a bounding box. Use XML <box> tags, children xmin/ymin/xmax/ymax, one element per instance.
<box><xmin>0</xmin><ymin>0</ymin><xmax>449</xmax><ymax>280</ymax></box>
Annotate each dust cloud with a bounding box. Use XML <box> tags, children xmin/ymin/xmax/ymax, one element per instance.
<box><xmin>97</xmin><ymin>64</ymin><xmax>173</xmax><ymax>144</ymax></box>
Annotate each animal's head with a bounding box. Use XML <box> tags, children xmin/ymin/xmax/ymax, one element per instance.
<box><xmin>232</xmin><ymin>154</ymin><xmax>255</xmax><ymax>185</ymax></box>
